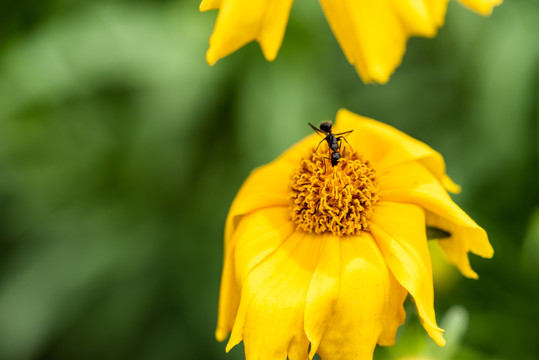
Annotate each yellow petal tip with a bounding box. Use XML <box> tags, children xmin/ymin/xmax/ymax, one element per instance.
<box><xmin>260</xmin><ymin>43</ymin><xmax>278</xmax><ymax>62</ymax></box>
<box><xmin>215</xmin><ymin>328</ymin><xmax>228</xmax><ymax>342</ymax></box>
<box><xmin>480</xmin><ymin>245</ymin><xmax>494</xmax><ymax>259</ymax></box>
<box><xmin>426</xmin><ymin>325</ymin><xmax>446</xmax><ymax>347</ymax></box>
<box><xmin>224</xmin><ymin>330</ymin><xmax>242</xmax><ymax>353</ymax></box>
<box><xmin>369</xmin><ymin>65</ymin><xmax>391</xmax><ymax>84</ymax></box>
<box><xmin>458</xmin><ymin>0</ymin><xmax>503</xmax><ymax>16</ymax></box>
<box><xmin>206</xmin><ymin>50</ymin><xmax>218</xmax><ymax>66</ymax></box>
<box><xmin>464</xmin><ymin>268</ymin><xmax>479</xmax><ymax>279</ymax></box>
<box><xmin>307</xmin><ymin>342</ymin><xmax>319</xmax><ymax>360</ymax></box>
<box><xmin>435</xmin><ymin>335</ymin><xmax>447</xmax><ymax>347</ymax></box>
<box><xmin>442</xmin><ymin>175</ymin><xmax>462</xmax><ymax>194</ymax></box>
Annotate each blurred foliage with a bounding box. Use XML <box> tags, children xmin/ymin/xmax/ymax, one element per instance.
<box><xmin>0</xmin><ymin>0</ymin><xmax>537</xmax><ymax>359</ymax></box>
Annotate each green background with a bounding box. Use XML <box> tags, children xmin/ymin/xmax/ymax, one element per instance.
<box><xmin>0</xmin><ymin>0</ymin><xmax>537</xmax><ymax>359</ymax></box>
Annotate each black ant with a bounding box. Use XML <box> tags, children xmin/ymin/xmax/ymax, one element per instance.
<box><xmin>308</xmin><ymin>121</ymin><xmax>353</xmax><ymax>171</ymax></box>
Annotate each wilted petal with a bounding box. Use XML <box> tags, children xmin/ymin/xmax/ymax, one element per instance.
<box><xmin>370</xmin><ymin>202</ymin><xmax>446</xmax><ymax>346</ymax></box>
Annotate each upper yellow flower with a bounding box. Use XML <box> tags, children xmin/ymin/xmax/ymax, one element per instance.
<box><xmin>200</xmin><ymin>0</ymin><xmax>502</xmax><ymax>83</ymax></box>
<box><xmin>217</xmin><ymin>109</ymin><xmax>493</xmax><ymax>359</ymax></box>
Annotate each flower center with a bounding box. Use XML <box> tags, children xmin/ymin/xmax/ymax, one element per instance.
<box><xmin>289</xmin><ymin>147</ymin><xmax>379</xmax><ymax>236</ymax></box>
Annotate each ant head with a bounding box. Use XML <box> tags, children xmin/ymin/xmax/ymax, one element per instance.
<box><xmin>319</xmin><ymin>121</ymin><xmax>333</xmax><ymax>133</ymax></box>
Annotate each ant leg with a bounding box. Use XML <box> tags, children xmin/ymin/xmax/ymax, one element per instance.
<box><xmin>314</xmin><ymin>138</ymin><xmax>325</xmax><ymax>153</ymax></box>
<box><xmin>322</xmin><ymin>157</ymin><xmax>331</xmax><ymax>174</ymax></box>
<box><xmin>342</xmin><ymin>146</ymin><xmax>346</xmax><ymax>158</ymax></box>
<box><xmin>334</xmin><ymin>129</ymin><xmax>353</xmax><ymax>136</ymax></box>
<box><xmin>337</xmin><ymin>136</ymin><xmax>353</xmax><ymax>152</ymax></box>
<box><xmin>336</xmin><ymin>138</ymin><xmax>346</xmax><ymax>155</ymax></box>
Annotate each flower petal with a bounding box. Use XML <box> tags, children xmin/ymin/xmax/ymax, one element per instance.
<box><xmin>305</xmin><ymin>233</ymin><xmax>407</xmax><ymax>360</ymax></box>
<box><xmin>457</xmin><ymin>0</ymin><xmax>503</xmax><ymax>16</ymax></box>
<box><xmin>255</xmin><ymin>109</ymin><xmax>459</xmax><ymax>195</ymax></box>
<box><xmin>317</xmin><ymin>0</ymin><xmax>453</xmax><ymax>83</ymax></box>
<box><xmin>200</xmin><ymin>0</ymin><xmax>222</xmax><ymax>11</ymax></box>
<box><xmin>388</xmin><ymin>0</ymin><xmax>440</xmax><ymax>37</ymax></box>
<box><xmin>370</xmin><ymin>202</ymin><xmax>446</xmax><ymax>346</ymax></box>
<box><xmin>224</xmin><ymin>160</ymin><xmax>293</xmax><ymax>248</ymax></box>
<box><xmin>303</xmin><ymin>234</ymin><xmax>340</xmax><ymax>359</ymax></box>
<box><xmin>258</xmin><ymin>0</ymin><xmax>295</xmax><ymax>60</ymax></box>
<box><xmin>217</xmin><ymin>207</ymin><xmax>295</xmax><ymax>341</ymax></box>
<box><xmin>202</xmin><ymin>0</ymin><xmax>501</xmax><ymax>79</ymax></box>
<box><xmin>216</xmin><ymin>247</ymin><xmax>240</xmax><ymax>342</ymax></box>
<box><xmin>425</xmin><ymin>0</ymin><xmax>450</xmax><ymax>27</ymax></box>
<box><xmin>227</xmin><ymin>231</ymin><xmax>323</xmax><ymax>360</ymax></box>
<box><xmin>333</xmin><ymin>109</ymin><xmax>457</xmax><ymax>193</ymax></box>
<box><xmin>378</xmin><ymin>161</ymin><xmax>493</xmax><ymax>278</ymax></box>
<box><xmin>319</xmin><ymin>0</ymin><xmax>407</xmax><ymax>83</ymax></box>
<box><xmin>203</xmin><ymin>0</ymin><xmax>294</xmax><ymax>65</ymax></box>
<box><xmin>233</xmin><ymin>207</ymin><xmax>296</xmax><ymax>285</ymax></box>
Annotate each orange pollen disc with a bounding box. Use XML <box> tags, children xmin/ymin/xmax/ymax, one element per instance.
<box><xmin>289</xmin><ymin>147</ymin><xmax>379</xmax><ymax>236</ymax></box>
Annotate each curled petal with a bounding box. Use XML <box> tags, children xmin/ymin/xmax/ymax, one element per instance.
<box><xmin>426</xmin><ymin>212</ymin><xmax>487</xmax><ymax>279</ymax></box>
<box><xmin>333</xmin><ymin>109</ymin><xmax>458</xmax><ymax>192</ymax></box>
<box><xmin>306</xmin><ymin>233</ymin><xmax>407</xmax><ymax>360</ymax></box>
<box><xmin>378</xmin><ymin>161</ymin><xmax>493</xmax><ymax>278</ymax></box>
<box><xmin>227</xmin><ymin>231</ymin><xmax>322</xmax><ymax>360</ymax></box>
<box><xmin>370</xmin><ymin>202</ymin><xmax>446</xmax><ymax>346</ymax></box>
<box><xmin>240</xmin><ymin>109</ymin><xmax>462</xmax><ymax>198</ymax></box>
<box><xmin>202</xmin><ymin>0</ymin><xmax>294</xmax><ymax>65</ymax></box>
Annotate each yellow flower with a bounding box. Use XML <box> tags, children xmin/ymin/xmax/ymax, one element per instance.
<box><xmin>200</xmin><ymin>0</ymin><xmax>502</xmax><ymax>83</ymax></box>
<box><xmin>216</xmin><ymin>109</ymin><xmax>493</xmax><ymax>359</ymax></box>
